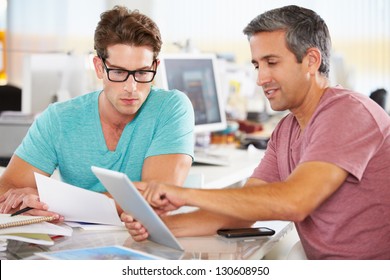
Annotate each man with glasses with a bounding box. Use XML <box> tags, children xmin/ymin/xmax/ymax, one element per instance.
<box><xmin>0</xmin><ymin>6</ymin><xmax>194</xmax><ymax>218</ymax></box>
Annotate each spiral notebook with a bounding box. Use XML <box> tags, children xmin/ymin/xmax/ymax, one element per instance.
<box><xmin>0</xmin><ymin>214</ymin><xmax>55</xmax><ymax>229</ymax></box>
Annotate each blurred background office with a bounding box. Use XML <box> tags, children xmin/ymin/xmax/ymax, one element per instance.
<box><xmin>1</xmin><ymin>0</ymin><xmax>390</xmax><ymax>110</ymax></box>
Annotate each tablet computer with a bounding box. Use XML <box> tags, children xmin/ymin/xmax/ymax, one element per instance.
<box><xmin>91</xmin><ymin>166</ymin><xmax>184</xmax><ymax>251</ymax></box>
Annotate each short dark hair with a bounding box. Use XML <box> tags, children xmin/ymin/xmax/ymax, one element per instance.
<box><xmin>243</xmin><ymin>5</ymin><xmax>331</xmax><ymax>77</ymax></box>
<box><xmin>94</xmin><ymin>6</ymin><xmax>162</xmax><ymax>60</ymax></box>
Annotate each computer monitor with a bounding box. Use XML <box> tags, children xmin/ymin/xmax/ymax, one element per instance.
<box><xmin>0</xmin><ymin>117</ymin><xmax>33</xmax><ymax>166</ymax></box>
<box><xmin>155</xmin><ymin>53</ymin><xmax>227</xmax><ymax>134</ymax></box>
<box><xmin>21</xmin><ymin>53</ymin><xmax>96</xmax><ymax>114</ymax></box>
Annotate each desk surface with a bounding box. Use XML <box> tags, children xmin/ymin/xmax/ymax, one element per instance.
<box><xmin>4</xmin><ymin>220</ymin><xmax>292</xmax><ymax>260</ymax></box>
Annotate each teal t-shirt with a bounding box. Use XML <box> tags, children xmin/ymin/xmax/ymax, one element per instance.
<box><xmin>15</xmin><ymin>87</ymin><xmax>194</xmax><ymax>192</ymax></box>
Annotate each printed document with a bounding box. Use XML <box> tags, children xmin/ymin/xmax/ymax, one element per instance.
<box><xmin>35</xmin><ymin>173</ymin><xmax>122</xmax><ymax>226</ymax></box>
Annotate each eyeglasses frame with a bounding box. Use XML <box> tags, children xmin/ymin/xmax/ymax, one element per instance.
<box><xmin>100</xmin><ymin>57</ymin><xmax>157</xmax><ymax>83</ymax></box>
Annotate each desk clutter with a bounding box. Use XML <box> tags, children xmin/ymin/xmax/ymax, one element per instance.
<box><xmin>0</xmin><ymin>213</ymin><xmax>72</xmax><ymax>250</ymax></box>
<box><xmin>208</xmin><ymin>112</ymin><xmax>287</xmax><ymax>151</ymax></box>
<box><xmin>208</xmin><ymin>119</ymin><xmax>270</xmax><ymax>150</ymax></box>
<box><xmin>1</xmin><ymin>172</ymin><xmax>126</xmax><ymax>253</ymax></box>
<box><xmin>1</xmin><ymin>164</ymin><xmax>291</xmax><ymax>260</ymax></box>
<box><xmin>0</xmin><ymin>214</ymin><xmax>55</xmax><ymax>229</ymax></box>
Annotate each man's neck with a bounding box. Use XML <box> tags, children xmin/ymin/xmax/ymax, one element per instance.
<box><xmin>292</xmin><ymin>78</ymin><xmax>329</xmax><ymax>131</ymax></box>
<box><xmin>98</xmin><ymin>91</ymin><xmax>134</xmax><ymax>130</ymax></box>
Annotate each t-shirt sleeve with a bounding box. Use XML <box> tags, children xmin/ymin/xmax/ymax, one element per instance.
<box><xmin>146</xmin><ymin>90</ymin><xmax>195</xmax><ymax>159</ymax></box>
<box><xmin>15</xmin><ymin>105</ymin><xmax>59</xmax><ymax>174</ymax></box>
<box><xmin>251</xmin><ymin>124</ymin><xmax>282</xmax><ymax>182</ymax></box>
<box><xmin>301</xmin><ymin>96</ymin><xmax>383</xmax><ymax>181</ymax></box>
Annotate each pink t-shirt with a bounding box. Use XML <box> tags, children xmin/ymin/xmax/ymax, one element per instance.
<box><xmin>251</xmin><ymin>86</ymin><xmax>390</xmax><ymax>259</ymax></box>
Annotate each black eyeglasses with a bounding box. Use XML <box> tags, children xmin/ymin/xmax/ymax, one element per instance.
<box><xmin>101</xmin><ymin>58</ymin><xmax>157</xmax><ymax>83</ymax></box>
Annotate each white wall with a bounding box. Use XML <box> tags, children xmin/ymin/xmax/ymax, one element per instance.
<box><xmin>149</xmin><ymin>0</ymin><xmax>390</xmax><ymax>96</ymax></box>
<box><xmin>6</xmin><ymin>0</ymin><xmax>105</xmax><ymax>86</ymax></box>
<box><xmin>5</xmin><ymin>0</ymin><xmax>390</xmax><ymax>101</ymax></box>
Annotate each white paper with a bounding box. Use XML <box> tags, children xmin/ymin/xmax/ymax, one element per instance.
<box><xmin>64</xmin><ymin>221</ymin><xmax>126</xmax><ymax>231</ymax></box>
<box><xmin>35</xmin><ymin>173</ymin><xmax>122</xmax><ymax>226</ymax></box>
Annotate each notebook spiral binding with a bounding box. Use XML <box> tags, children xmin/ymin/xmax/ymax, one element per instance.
<box><xmin>0</xmin><ymin>216</ymin><xmax>55</xmax><ymax>229</ymax></box>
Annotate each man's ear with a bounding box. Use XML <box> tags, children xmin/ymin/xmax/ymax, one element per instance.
<box><xmin>93</xmin><ymin>56</ymin><xmax>104</xmax><ymax>79</ymax></box>
<box><xmin>305</xmin><ymin>48</ymin><xmax>322</xmax><ymax>74</ymax></box>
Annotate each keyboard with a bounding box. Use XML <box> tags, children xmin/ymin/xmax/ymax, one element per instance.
<box><xmin>193</xmin><ymin>150</ymin><xmax>230</xmax><ymax>166</ymax></box>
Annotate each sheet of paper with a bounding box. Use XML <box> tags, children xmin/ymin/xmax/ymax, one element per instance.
<box><xmin>35</xmin><ymin>173</ymin><xmax>122</xmax><ymax>226</ymax></box>
<box><xmin>64</xmin><ymin>221</ymin><xmax>126</xmax><ymax>231</ymax></box>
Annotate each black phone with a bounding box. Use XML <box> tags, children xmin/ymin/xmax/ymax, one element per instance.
<box><xmin>217</xmin><ymin>227</ymin><xmax>275</xmax><ymax>238</ymax></box>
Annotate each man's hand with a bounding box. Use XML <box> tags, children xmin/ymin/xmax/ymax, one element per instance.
<box><xmin>18</xmin><ymin>193</ymin><xmax>63</xmax><ymax>221</ymax></box>
<box><xmin>139</xmin><ymin>181</ymin><xmax>187</xmax><ymax>213</ymax></box>
<box><xmin>124</xmin><ymin>181</ymin><xmax>187</xmax><ymax>242</ymax></box>
<box><xmin>0</xmin><ymin>187</ymin><xmax>38</xmax><ymax>214</ymax></box>
<box><xmin>121</xmin><ymin>212</ymin><xmax>149</xmax><ymax>241</ymax></box>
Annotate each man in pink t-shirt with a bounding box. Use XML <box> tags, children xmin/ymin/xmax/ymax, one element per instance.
<box><xmin>124</xmin><ymin>5</ymin><xmax>390</xmax><ymax>259</ymax></box>
<box><xmin>252</xmin><ymin>86</ymin><xmax>390</xmax><ymax>259</ymax></box>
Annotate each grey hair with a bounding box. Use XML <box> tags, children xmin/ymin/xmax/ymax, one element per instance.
<box><xmin>243</xmin><ymin>5</ymin><xmax>331</xmax><ymax>77</ymax></box>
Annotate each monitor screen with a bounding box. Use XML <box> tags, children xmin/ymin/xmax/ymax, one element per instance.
<box><xmin>156</xmin><ymin>53</ymin><xmax>226</xmax><ymax>134</ymax></box>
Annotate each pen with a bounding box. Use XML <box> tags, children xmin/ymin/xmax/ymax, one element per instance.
<box><xmin>10</xmin><ymin>206</ymin><xmax>34</xmax><ymax>217</ymax></box>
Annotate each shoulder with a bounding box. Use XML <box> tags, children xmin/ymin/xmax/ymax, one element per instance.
<box><xmin>44</xmin><ymin>91</ymin><xmax>99</xmax><ymax>117</ymax></box>
<box><xmin>319</xmin><ymin>86</ymin><xmax>372</xmax><ymax>111</ymax></box>
<box><xmin>147</xmin><ymin>87</ymin><xmax>193</xmax><ymax>110</ymax></box>
<box><xmin>150</xmin><ymin>86</ymin><xmax>190</xmax><ymax>102</ymax></box>
<box><xmin>33</xmin><ymin>91</ymin><xmax>99</xmax><ymax>128</ymax></box>
<box><xmin>316</xmin><ymin>86</ymin><xmax>389</xmax><ymax>122</ymax></box>
<box><xmin>306</xmin><ymin>86</ymin><xmax>390</xmax><ymax>144</ymax></box>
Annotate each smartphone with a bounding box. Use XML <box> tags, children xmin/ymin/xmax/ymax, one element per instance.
<box><xmin>217</xmin><ymin>227</ymin><xmax>275</xmax><ymax>238</ymax></box>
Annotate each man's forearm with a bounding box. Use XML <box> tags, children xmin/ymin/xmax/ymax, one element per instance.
<box><xmin>164</xmin><ymin>209</ymin><xmax>253</xmax><ymax>237</ymax></box>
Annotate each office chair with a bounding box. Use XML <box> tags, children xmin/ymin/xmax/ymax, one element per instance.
<box><xmin>369</xmin><ymin>88</ymin><xmax>387</xmax><ymax>110</ymax></box>
<box><xmin>0</xmin><ymin>84</ymin><xmax>22</xmax><ymax>112</ymax></box>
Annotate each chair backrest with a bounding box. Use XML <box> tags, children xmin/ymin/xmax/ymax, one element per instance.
<box><xmin>369</xmin><ymin>88</ymin><xmax>387</xmax><ymax>109</ymax></box>
<box><xmin>0</xmin><ymin>84</ymin><xmax>22</xmax><ymax>112</ymax></box>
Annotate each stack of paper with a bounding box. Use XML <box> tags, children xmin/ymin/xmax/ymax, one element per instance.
<box><xmin>0</xmin><ymin>233</ymin><xmax>54</xmax><ymax>246</ymax></box>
